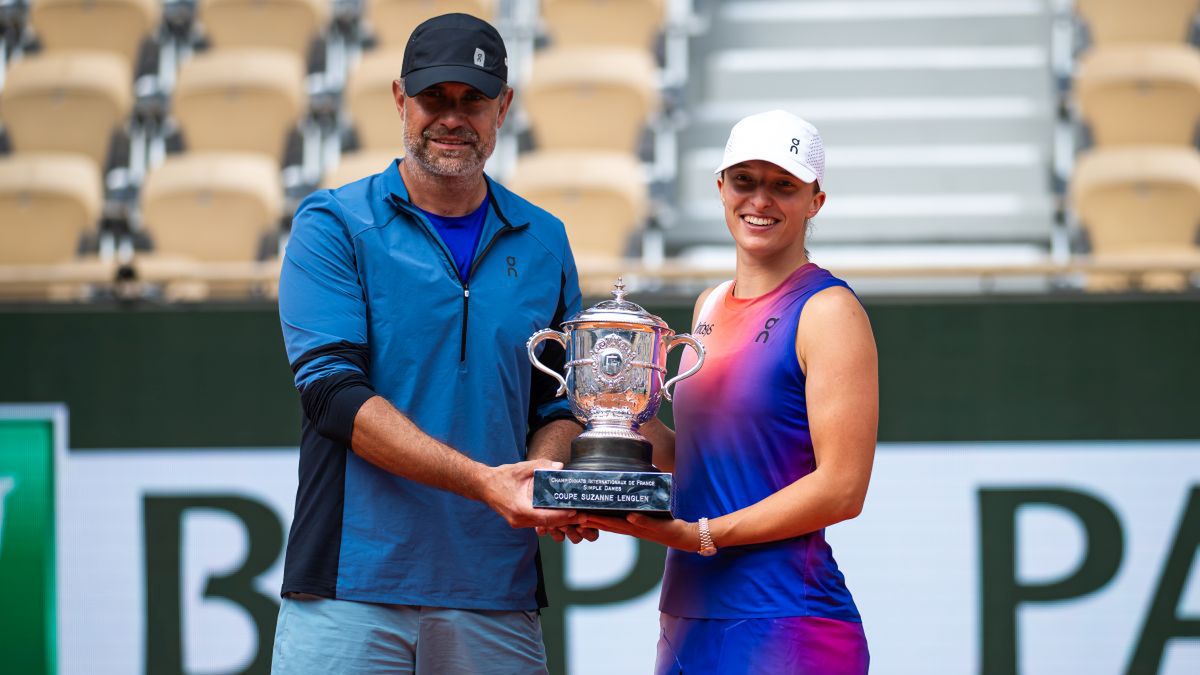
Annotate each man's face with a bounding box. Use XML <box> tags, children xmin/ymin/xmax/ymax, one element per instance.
<box><xmin>394</xmin><ymin>81</ymin><xmax>513</xmax><ymax>178</ymax></box>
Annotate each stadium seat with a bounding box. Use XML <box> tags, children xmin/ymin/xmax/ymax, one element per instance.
<box><xmin>321</xmin><ymin>149</ymin><xmax>403</xmax><ymax>189</ymax></box>
<box><xmin>197</xmin><ymin>0</ymin><xmax>329</xmax><ymax>62</ymax></box>
<box><xmin>0</xmin><ymin>153</ymin><xmax>101</xmax><ymax>264</ymax></box>
<box><xmin>171</xmin><ymin>48</ymin><xmax>307</xmax><ymax>161</ymax></box>
<box><xmin>365</xmin><ymin>0</ymin><xmax>494</xmax><ymax>49</ymax></box>
<box><xmin>508</xmin><ymin>150</ymin><xmax>647</xmax><ymax>260</ymax></box>
<box><xmin>1075</xmin><ymin>44</ymin><xmax>1200</xmax><ymax>146</ymax></box>
<box><xmin>0</xmin><ymin>50</ymin><xmax>133</xmax><ymax>167</ymax></box>
<box><xmin>136</xmin><ymin>151</ymin><xmax>283</xmax><ymax>298</ymax></box>
<box><xmin>1075</xmin><ymin>0</ymin><xmax>1198</xmax><ymax>45</ymax></box>
<box><xmin>0</xmin><ymin>153</ymin><xmax>113</xmax><ymax>299</ymax></box>
<box><xmin>345</xmin><ymin>49</ymin><xmax>405</xmax><ymax>150</ymax></box>
<box><xmin>1070</xmin><ymin>145</ymin><xmax>1200</xmax><ymax>290</ymax></box>
<box><xmin>524</xmin><ymin>46</ymin><xmax>658</xmax><ymax>153</ymax></box>
<box><xmin>541</xmin><ymin>0</ymin><xmax>664</xmax><ymax>50</ymax></box>
<box><xmin>29</xmin><ymin>0</ymin><xmax>160</xmax><ymax>70</ymax></box>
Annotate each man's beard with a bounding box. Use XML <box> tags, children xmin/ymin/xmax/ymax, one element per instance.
<box><xmin>404</xmin><ymin>125</ymin><xmax>494</xmax><ymax>177</ymax></box>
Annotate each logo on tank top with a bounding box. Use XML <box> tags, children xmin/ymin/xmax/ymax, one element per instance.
<box><xmin>695</xmin><ymin>321</ymin><xmax>714</xmax><ymax>336</ymax></box>
<box><xmin>755</xmin><ymin>317</ymin><xmax>780</xmax><ymax>344</ymax></box>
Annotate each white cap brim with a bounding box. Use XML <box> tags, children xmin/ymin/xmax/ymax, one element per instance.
<box><xmin>714</xmin><ymin>149</ymin><xmax>819</xmax><ymax>185</ymax></box>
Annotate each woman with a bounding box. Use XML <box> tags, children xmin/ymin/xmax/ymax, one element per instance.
<box><xmin>585</xmin><ymin>110</ymin><xmax>878</xmax><ymax>674</ymax></box>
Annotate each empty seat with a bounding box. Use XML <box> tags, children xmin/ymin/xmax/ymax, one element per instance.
<box><xmin>0</xmin><ymin>153</ymin><xmax>113</xmax><ymax>299</ymax></box>
<box><xmin>321</xmin><ymin>149</ymin><xmax>403</xmax><ymax>189</ymax></box>
<box><xmin>0</xmin><ymin>51</ymin><xmax>133</xmax><ymax>167</ymax></box>
<box><xmin>198</xmin><ymin>0</ymin><xmax>329</xmax><ymax>62</ymax></box>
<box><xmin>366</xmin><ymin>0</ymin><xmax>494</xmax><ymax>49</ymax></box>
<box><xmin>1075</xmin><ymin>44</ymin><xmax>1200</xmax><ymax>146</ymax></box>
<box><xmin>140</xmin><ymin>152</ymin><xmax>282</xmax><ymax>262</ymax></box>
<box><xmin>542</xmin><ymin>0</ymin><xmax>664</xmax><ymax>50</ymax></box>
<box><xmin>524</xmin><ymin>47</ymin><xmax>658</xmax><ymax>153</ymax></box>
<box><xmin>29</xmin><ymin>0</ymin><xmax>160</xmax><ymax>70</ymax></box>
<box><xmin>0</xmin><ymin>153</ymin><xmax>101</xmax><ymax>264</ymax></box>
<box><xmin>508</xmin><ymin>150</ymin><xmax>647</xmax><ymax>260</ymax></box>
<box><xmin>135</xmin><ymin>151</ymin><xmax>283</xmax><ymax>298</ymax></box>
<box><xmin>1070</xmin><ymin>146</ymin><xmax>1200</xmax><ymax>290</ymax></box>
<box><xmin>1075</xmin><ymin>0</ymin><xmax>1198</xmax><ymax>45</ymax></box>
<box><xmin>346</xmin><ymin>49</ymin><xmax>405</xmax><ymax>150</ymax></box>
<box><xmin>172</xmin><ymin>48</ymin><xmax>306</xmax><ymax>161</ymax></box>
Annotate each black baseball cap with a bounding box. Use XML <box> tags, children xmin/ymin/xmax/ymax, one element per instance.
<box><xmin>401</xmin><ymin>13</ymin><xmax>508</xmax><ymax>99</ymax></box>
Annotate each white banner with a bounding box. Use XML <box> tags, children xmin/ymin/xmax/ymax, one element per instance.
<box><xmin>60</xmin><ymin>442</ymin><xmax>1200</xmax><ymax>674</ymax></box>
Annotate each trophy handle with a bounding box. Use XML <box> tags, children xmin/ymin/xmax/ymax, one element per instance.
<box><xmin>661</xmin><ymin>334</ymin><xmax>705</xmax><ymax>402</ymax></box>
<box><xmin>527</xmin><ymin>329</ymin><xmax>569</xmax><ymax>396</ymax></box>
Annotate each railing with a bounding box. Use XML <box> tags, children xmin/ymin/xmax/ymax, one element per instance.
<box><xmin>3</xmin><ymin>254</ymin><xmax>1200</xmax><ymax>301</ymax></box>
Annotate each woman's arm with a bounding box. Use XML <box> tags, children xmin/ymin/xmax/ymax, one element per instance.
<box><xmin>709</xmin><ymin>286</ymin><xmax>877</xmax><ymax>548</ymax></box>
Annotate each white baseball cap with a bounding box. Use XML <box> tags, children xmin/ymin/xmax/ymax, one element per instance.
<box><xmin>714</xmin><ymin>110</ymin><xmax>825</xmax><ymax>186</ymax></box>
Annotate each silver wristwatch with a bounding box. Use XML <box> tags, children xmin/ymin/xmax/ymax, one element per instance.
<box><xmin>697</xmin><ymin>517</ymin><xmax>717</xmax><ymax>556</ymax></box>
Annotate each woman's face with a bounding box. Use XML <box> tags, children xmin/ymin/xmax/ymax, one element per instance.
<box><xmin>718</xmin><ymin>160</ymin><xmax>825</xmax><ymax>261</ymax></box>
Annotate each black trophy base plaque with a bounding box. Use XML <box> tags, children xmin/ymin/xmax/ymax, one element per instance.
<box><xmin>533</xmin><ymin>469</ymin><xmax>673</xmax><ymax>514</ymax></box>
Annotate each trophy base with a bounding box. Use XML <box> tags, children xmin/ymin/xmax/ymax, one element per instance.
<box><xmin>569</xmin><ymin>434</ymin><xmax>656</xmax><ymax>473</ymax></box>
<box><xmin>532</xmin><ymin>469</ymin><xmax>672</xmax><ymax>515</ymax></box>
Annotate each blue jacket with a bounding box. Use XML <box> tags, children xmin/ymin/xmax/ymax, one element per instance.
<box><xmin>278</xmin><ymin>160</ymin><xmax>582</xmax><ymax>609</ymax></box>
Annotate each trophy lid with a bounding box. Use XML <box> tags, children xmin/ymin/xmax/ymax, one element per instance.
<box><xmin>567</xmin><ymin>277</ymin><xmax>670</xmax><ymax>329</ymax></box>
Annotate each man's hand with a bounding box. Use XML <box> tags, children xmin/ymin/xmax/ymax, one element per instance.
<box><xmin>482</xmin><ymin>459</ymin><xmax>586</xmax><ymax>529</ymax></box>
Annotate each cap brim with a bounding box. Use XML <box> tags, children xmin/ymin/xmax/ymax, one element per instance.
<box><xmin>714</xmin><ymin>151</ymin><xmax>818</xmax><ymax>184</ymax></box>
<box><xmin>404</xmin><ymin>65</ymin><xmax>505</xmax><ymax>98</ymax></box>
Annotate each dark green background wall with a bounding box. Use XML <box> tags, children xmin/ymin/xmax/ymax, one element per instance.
<box><xmin>3</xmin><ymin>295</ymin><xmax>1199</xmax><ymax>675</ymax></box>
<box><xmin>3</xmin><ymin>295</ymin><xmax>1198</xmax><ymax>448</ymax></box>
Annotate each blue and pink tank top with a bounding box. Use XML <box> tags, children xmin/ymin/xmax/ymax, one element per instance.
<box><xmin>660</xmin><ymin>262</ymin><xmax>862</xmax><ymax>621</ymax></box>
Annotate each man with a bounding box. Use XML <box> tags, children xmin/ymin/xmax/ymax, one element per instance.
<box><xmin>272</xmin><ymin>13</ymin><xmax>587</xmax><ymax>674</ymax></box>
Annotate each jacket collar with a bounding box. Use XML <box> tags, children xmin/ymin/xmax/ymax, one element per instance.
<box><xmin>379</xmin><ymin>158</ymin><xmax>528</xmax><ymax>233</ymax></box>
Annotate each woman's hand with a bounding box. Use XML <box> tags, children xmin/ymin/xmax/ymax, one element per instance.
<box><xmin>583</xmin><ymin>513</ymin><xmax>700</xmax><ymax>552</ymax></box>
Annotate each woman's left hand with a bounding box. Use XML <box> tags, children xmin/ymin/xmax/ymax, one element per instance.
<box><xmin>583</xmin><ymin>513</ymin><xmax>699</xmax><ymax>552</ymax></box>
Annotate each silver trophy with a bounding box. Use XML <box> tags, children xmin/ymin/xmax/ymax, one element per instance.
<box><xmin>527</xmin><ymin>278</ymin><xmax>705</xmax><ymax>513</ymax></box>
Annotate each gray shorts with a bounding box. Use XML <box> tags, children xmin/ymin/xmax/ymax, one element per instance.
<box><xmin>270</xmin><ymin>595</ymin><xmax>549</xmax><ymax>675</ymax></box>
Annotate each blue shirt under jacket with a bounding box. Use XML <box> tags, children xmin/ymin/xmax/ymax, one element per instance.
<box><xmin>278</xmin><ymin>160</ymin><xmax>582</xmax><ymax>610</ymax></box>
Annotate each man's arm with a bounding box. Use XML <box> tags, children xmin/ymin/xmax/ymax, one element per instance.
<box><xmin>527</xmin><ymin>418</ymin><xmax>583</xmax><ymax>464</ymax></box>
<box><xmin>351</xmin><ymin>396</ymin><xmax>580</xmax><ymax>529</ymax></box>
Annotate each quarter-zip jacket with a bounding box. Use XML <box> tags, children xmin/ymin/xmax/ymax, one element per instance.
<box><xmin>278</xmin><ymin>160</ymin><xmax>582</xmax><ymax>609</ymax></box>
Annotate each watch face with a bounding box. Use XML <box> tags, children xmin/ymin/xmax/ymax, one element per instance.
<box><xmin>699</xmin><ymin>546</ymin><xmax>717</xmax><ymax>557</ymax></box>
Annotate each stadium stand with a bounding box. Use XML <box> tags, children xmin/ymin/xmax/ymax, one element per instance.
<box><xmin>0</xmin><ymin>50</ymin><xmax>128</xmax><ymax>297</ymax></box>
<box><xmin>4</xmin><ymin>0</ymin><xmax>1200</xmax><ymax>300</ymax></box>
<box><xmin>1067</xmin><ymin>0</ymin><xmax>1200</xmax><ymax>290</ymax></box>
<box><xmin>126</xmin><ymin>47</ymin><xmax>303</xmax><ymax>298</ymax></box>
<box><xmin>510</xmin><ymin>0</ymin><xmax>676</xmax><ymax>262</ymax></box>
<box><xmin>669</xmin><ymin>0</ymin><xmax>1059</xmax><ymax>288</ymax></box>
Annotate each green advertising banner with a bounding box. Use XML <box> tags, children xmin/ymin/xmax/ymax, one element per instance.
<box><xmin>0</xmin><ymin>405</ymin><xmax>65</xmax><ymax>675</ymax></box>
